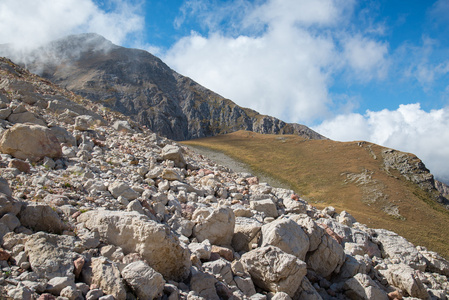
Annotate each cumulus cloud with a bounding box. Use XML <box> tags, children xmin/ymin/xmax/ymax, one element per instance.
<box><xmin>0</xmin><ymin>0</ymin><xmax>144</xmax><ymax>50</ymax></box>
<box><xmin>342</xmin><ymin>35</ymin><xmax>389</xmax><ymax>80</ymax></box>
<box><xmin>314</xmin><ymin>104</ymin><xmax>449</xmax><ymax>183</ymax></box>
<box><xmin>164</xmin><ymin>0</ymin><xmax>389</xmax><ymax>124</ymax></box>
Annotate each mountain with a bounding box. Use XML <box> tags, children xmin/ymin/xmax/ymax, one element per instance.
<box><xmin>1</xmin><ymin>56</ymin><xmax>448</xmax><ymax>299</ymax></box>
<box><xmin>0</xmin><ymin>33</ymin><xmax>324</xmax><ymax>141</ymax></box>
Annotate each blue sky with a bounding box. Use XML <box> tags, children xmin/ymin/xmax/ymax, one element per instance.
<box><xmin>1</xmin><ymin>0</ymin><xmax>449</xmax><ymax>183</ymax></box>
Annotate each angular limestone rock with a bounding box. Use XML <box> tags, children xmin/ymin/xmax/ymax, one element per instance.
<box><xmin>240</xmin><ymin>246</ymin><xmax>307</xmax><ymax>297</ymax></box>
<box><xmin>24</xmin><ymin>232</ymin><xmax>77</xmax><ymax>280</ymax></box>
<box><xmin>378</xmin><ymin>263</ymin><xmax>429</xmax><ymax>299</ymax></box>
<box><xmin>232</xmin><ymin>217</ymin><xmax>262</xmax><ymax>252</ymax></box>
<box><xmin>0</xmin><ymin>123</ymin><xmax>62</xmax><ymax>162</ymax></box>
<box><xmin>193</xmin><ymin>207</ymin><xmax>235</xmax><ymax>246</ymax></box>
<box><xmin>306</xmin><ymin>233</ymin><xmax>345</xmax><ymax>278</ymax></box>
<box><xmin>373</xmin><ymin>229</ymin><xmax>427</xmax><ymax>272</ymax></box>
<box><xmin>121</xmin><ymin>261</ymin><xmax>165</xmax><ymax>300</ymax></box>
<box><xmin>82</xmin><ymin>257</ymin><xmax>126</xmax><ymax>300</ymax></box>
<box><xmin>344</xmin><ymin>273</ymin><xmax>388</xmax><ymax>300</ymax></box>
<box><xmin>260</xmin><ymin>218</ymin><xmax>309</xmax><ymax>261</ymax></box>
<box><xmin>162</xmin><ymin>145</ymin><xmax>186</xmax><ymax>168</ymax></box>
<box><xmin>19</xmin><ymin>203</ymin><xmax>66</xmax><ymax>234</ymax></box>
<box><xmin>78</xmin><ymin>210</ymin><xmax>191</xmax><ymax>281</ymax></box>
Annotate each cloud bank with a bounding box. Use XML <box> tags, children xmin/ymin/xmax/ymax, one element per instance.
<box><xmin>314</xmin><ymin>104</ymin><xmax>449</xmax><ymax>183</ymax></box>
<box><xmin>0</xmin><ymin>0</ymin><xmax>144</xmax><ymax>50</ymax></box>
<box><xmin>163</xmin><ymin>0</ymin><xmax>389</xmax><ymax>124</ymax></box>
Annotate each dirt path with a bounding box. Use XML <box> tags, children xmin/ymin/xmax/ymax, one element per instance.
<box><xmin>186</xmin><ymin>145</ymin><xmax>292</xmax><ymax>190</ymax></box>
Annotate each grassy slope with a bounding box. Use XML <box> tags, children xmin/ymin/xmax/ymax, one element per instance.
<box><xmin>182</xmin><ymin>131</ymin><xmax>449</xmax><ymax>258</ymax></box>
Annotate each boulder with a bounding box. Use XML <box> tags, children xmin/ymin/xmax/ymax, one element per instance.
<box><xmin>162</xmin><ymin>168</ymin><xmax>182</xmax><ymax>181</ymax></box>
<box><xmin>78</xmin><ymin>210</ymin><xmax>191</xmax><ymax>281</ymax></box>
<box><xmin>19</xmin><ymin>203</ymin><xmax>66</xmax><ymax>234</ymax></box>
<box><xmin>190</xmin><ymin>269</ymin><xmax>220</xmax><ymax>300</ymax></box>
<box><xmin>0</xmin><ymin>177</ymin><xmax>12</xmax><ymax>197</ymax></box>
<box><xmin>0</xmin><ymin>123</ymin><xmax>62</xmax><ymax>162</ymax></box>
<box><xmin>203</xmin><ymin>258</ymin><xmax>234</xmax><ymax>285</ymax></box>
<box><xmin>8</xmin><ymin>158</ymin><xmax>31</xmax><ymax>173</ymax></box>
<box><xmin>161</xmin><ymin>145</ymin><xmax>186</xmax><ymax>168</ymax></box>
<box><xmin>292</xmin><ymin>277</ymin><xmax>322</xmax><ymax>300</ymax></box>
<box><xmin>283</xmin><ymin>197</ymin><xmax>307</xmax><ymax>214</ymax></box>
<box><xmin>112</xmin><ymin>120</ymin><xmax>133</xmax><ymax>132</ymax></box>
<box><xmin>108</xmin><ymin>180</ymin><xmax>140</xmax><ymax>200</ymax></box>
<box><xmin>378</xmin><ymin>263</ymin><xmax>429</xmax><ymax>299</ymax></box>
<box><xmin>344</xmin><ymin>273</ymin><xmax>388</xmax><ymax>300</ymax></box>
<box><xmin>289</xmin><ymin>214</ymin><xmax>324</xmax><ymax>252</ymax></box>
<box><xmin>49</xmin><ymin>126</ymin><xmax>76</xmax><ymax>146</ymax></box>
<box><xmin>232</xmin><ymin>217</ymin><xmax>262</xmax><ymax>252</ymax></box>
<box><xmin>418</xmin><ymin>247</ymin><xmax>449</xmax><ymax>276</ymax></box>
<box><xmin>24</xmin><ymin>232</ymin><xmax>77</xmax><ymax>280</ymax></box>
<box><xmin>240</xmin><ymin>246</ymin><xmax>307</xmax><ymax>297</ymax></box>
<box><xmin>193</xmin><ymin>207</ymin><xmax>235</xmax><ymax>246</ymax></box>
<box><xmin>306</xmin><ymin>233</ymin><xmax>345</xmax><ymax>278</ymax></box>
<box><xmin>373</xmin><ymin>229</ymin><xmax>427</xmax><ymax>271</ymax></box>
<box><xmin>82</xmin><ymin>257</ymin><xmax>126</xmax><ymax>300</ymax></box>
<box><xmin>46</xmin><ymin>276</ymin><xmax>75</xmax><ymax>295</ymax></box>
<box><xmin>0</xmin><ymin>192</ymin><xmax>22</xmax><ymax>217</ymax></box>
<box><xmin>8</xmin><ymin>111</ymin><xmax>46</xmax><ymax>126</ymax></box>
<box><xmin>250</xmin><ymin>198</ymin><xmax>278</xmax><ymax>218</ymax></box>
<box><xmin>260</xmin><ymin>218</ymin><xmax>309</xmax><ymax>261</ymax></box>
<box><xmin>0</xmin><ymin>213</ymin><xmax>20</xmax><ymax>231</ymax></box>
<box><xmin>121</xmin><ymin>261</ymin><xmax>165</xmax><ymax>300</ymax></box>
<box><xmin>188</xmin><ymin>239</ymin><xmax>212</xmax><ymax>260</ymax></box>
<box><xmin>74</xmin><ymin>115</ymin><xmax>95</xmax><ymax>130</ymax></box>
<box><xmin>0</xmin><ymin>107</ymin><xmax>11</xmax><ymax>119</ymax></box>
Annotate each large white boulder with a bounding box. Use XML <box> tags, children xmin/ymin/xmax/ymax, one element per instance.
<box><xmin>373</xmin><ymin>229</ymin><xmax>427</xmax><ymax>271</ymax></box>
<box><xmin>344</xmin><ymin>273</ymin><xmax>388</xmax><ymax>300</ymax></box>
<box><xmin>82</xmin><ymin>257</ymin><xmax>126</xmax><ymax>300</ymax></box>
<box><xmin>121</xmin><ymin>261</ymin><xmax>165</xmax><ymax>300</ymax></box>
<box><xmin>260</xmin><ymin>218</ymin><xmax>309</xmax><ymax>261</ymax></box>
<box><xmin>193</xmin><ymin>207</ymin><xmax>235</xmax><ymax>246</ymax></box>
<box><xmin>0</xmin><ymin>123</ymin><xmax>62</xmax><ymax>162</ymax></box>
<box><xmin>78</xmin><ymin>210</ymin><xmax>191</xmax><ymax>281</ymax></box>
<box><xmin>24</xmin><ymin>232</ymin><xmax>77</xmax><ymax>280</ymax></box>
<box><xmin>306</xmin><ymin>233</ymin><xmax>345</xmax><ymax>278</ymax></box>
<box><xmin>378</xmin><ymin>263</ymin><xmax>430</xmax><ymax>299</ymax></box>
<box><xmin>240</xmin><ymin>246</ymin><xmax>307</xmax><ymax>297</ymax></box>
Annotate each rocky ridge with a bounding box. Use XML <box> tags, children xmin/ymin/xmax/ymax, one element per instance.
<box><xmin>0</xmin><ymin>33</ymin><xmax>325</xmax><ymax>141</ymax></box>
<box><xmin>0</xmin><ymin>57</ymin><xmax>449</xmax><ymax>300</ymax></box>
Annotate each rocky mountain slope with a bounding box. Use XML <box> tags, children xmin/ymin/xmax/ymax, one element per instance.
<box><xmin>0</xmin><ymin>33</ymin><xmax>324</xmax><ymax>141</ymax></box>
<box><xmin>1</xmin><ymin>58</ymin><xmax>449</xmax><ymax>299</ymax></box>
<box><xmin>183</xmin><ymin>132</ymin><xmax>449</xmax><ymax>259</ymax></box>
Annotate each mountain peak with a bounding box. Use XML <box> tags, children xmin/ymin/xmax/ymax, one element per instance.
<box><xmin>6</xmin><ymin>34</ymin><xmax>326</xmax><ymax>141</ymax></box>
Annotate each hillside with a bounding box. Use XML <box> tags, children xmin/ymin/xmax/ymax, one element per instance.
<box><xmin>0</xmin><ymin>33</ymin><xmax>324</xmax><ymax>141</ymax></box>
<box><xmin>182</xmin><ymin>131</ymin><xmax>449</xmax><ymax>258</ymax></box>
<box><xmin>1</xmin><ymin>57</ymin><xmax>449</xmax><ymax>299</ymax></box>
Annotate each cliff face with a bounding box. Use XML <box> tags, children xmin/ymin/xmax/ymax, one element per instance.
<box><xmin>7</xmin><ymin>33</ymin><xmax>324</xmax><ymax>141</ymax></box>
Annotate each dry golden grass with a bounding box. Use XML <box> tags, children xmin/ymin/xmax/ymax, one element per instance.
<box><xmin>182</xmin><ymin>130</ymin><xmax>449</xmax><ymax>258</ymax></box>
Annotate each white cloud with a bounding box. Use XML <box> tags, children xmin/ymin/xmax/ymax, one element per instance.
<box><xmin>164</xmin><ymin>0</ymin><xmax>389</xmax><ymax>124</ymax></box>
<box><xmin>314</xmin><ymin>103</ymin><xmax>449</xmax><ymax>183</ymax></box>
<box><xmin>165</xmin><ymin>28</ymin><xmax>336</xmax><ymax>123</ymax></box>
<box><xmin>249</xmin><ymin>0</ymin><xmax>356</xmax><ymax>29</ymax></box>
<box><xmin>342</xmin><ymin>35</ymin><xmax>389</xmax><ymax>80</ymax></box>
<box><xmin>0</xmin><ymin>0</ymin><xmax>144</xmax><ymax>50</ymax></box>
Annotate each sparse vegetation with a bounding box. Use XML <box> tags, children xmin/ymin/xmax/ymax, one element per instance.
<box><xmin>182</xmin><ymin>130</ymin><xmax>449</xmax><ymax>258</ymax></box>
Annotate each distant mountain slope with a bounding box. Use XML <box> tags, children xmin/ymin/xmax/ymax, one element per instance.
<box><xmin>183</xmin><ymin>131</ymin><xmax>449</xmax><ymax>257</ymax></box>
<box><xmin>1</xmin><ymin>33</ymin><xmax>324</xmax><ymax>141</ymax></box>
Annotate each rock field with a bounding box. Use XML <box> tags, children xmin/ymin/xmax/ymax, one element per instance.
<box><xmin>0</xmin><ymin>57</ymin><xmax>449</xmax><ymax>300</ymax></box>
